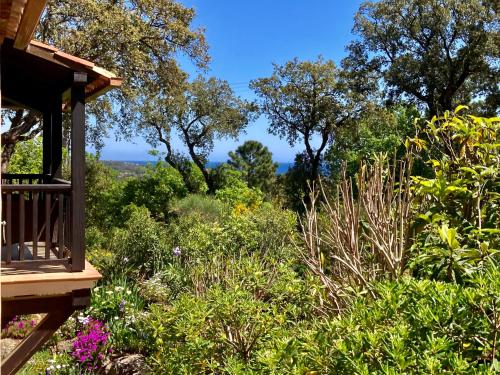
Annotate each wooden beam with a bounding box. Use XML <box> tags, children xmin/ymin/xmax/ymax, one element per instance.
<box><xmin>13</xmin><ymin>0</ymin><xmax>47</xmax><ymax>50</ymax></box>
<box><xmin>1</xmin><ymin>310</ymin><xmax>73</xmax><ymax>374</ymax></box>
<box><xmin>70</xmin><ymin>79</ymin><xmax>86</xmax><ymax>271</ymax></box>
<box><xmin>51</xmin><ymin>94</ymin><xmax>63</xmax><ymax>178</ymax></box>
<box><xmin>42</xmin><ymin>109</ymin><xmax>52</xmax><ymax>178</ymax></box>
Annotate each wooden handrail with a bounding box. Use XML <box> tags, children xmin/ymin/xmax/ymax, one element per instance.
<box><xmin>1</xmin><ymin>184</ymin><xmax>71</xmax><ymax>192</ymax></box>
<box><xmin>1</xmin><ymin>173</ymin><xmax>48</xmax><ymax>179</ymax></box>
<box><xmin>51</xmin><ymin>178</ymin><xmax>71</xmax><ymax>185</ymax></box>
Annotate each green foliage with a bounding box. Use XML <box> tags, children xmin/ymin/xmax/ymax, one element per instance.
<box><xmin>140</xmin><ymin>258</ymin><xmax>318</xmax><ymax>374</ymax></box>
<box><xmin>211</xmin><ymin>162</ymin><xmax>245</xmax><ymax>190</ymax></box>
<box><xmin>88</xmin><ymin>278</ymin><xmax>146</xmax><ymax>353</ymax></box>
<box><xmin>6</xmin><ymin>138</ymin><xmax>43</xmax><ymax>174</ymax></box>
<box><xmin>288</xmin><ymin>274</ymin><xmax>499</xmax><ymax>374</ymax></box>
<box><xmin>7</xmin><ymin>137</ymin><xmax>70</xmax><ymax>177</ymax></box>
<box><xmin>40</xmin><ymin>0</ymin><xmax>209</xmax><ymax>150</ymax></box>
<box><xmin>215</xmin><ymin>180</ymin><xmax>264</xmax><ymax>213</ymax></box>
<box><xmin>85</xmin><ymin>155</ymin><xmax>123</xmax><ymax>230</ymax></box>
<box><xmin>344</xmin><ymin>0</ymin><xmax>499</xmax><ymax>115</ymax></box>
<box><xmin>251</xmin><ymin>57</ymin><xmax>361</xmax><ymax>183</ymax></box>
<box><xmin>410</xmin><ymin>108</ymin><xmax>500</xmax><ymax>282</ymax></box>
<box><xmin>171</xmin><ymin>194</ymin><xmax>228</xmax><ymax>223</ymax></box>
<box><xmin>228</xmin><ymin>140</ymin><xmax>278</xmax><ymax>194</ymax></box>
<box><xmin>326</xmin><ymin>105</ymin><xmax>419</xmax><ymax>180</ymax></box>
<box><xmin>108</xmin><ymin>205</ymin><xmax>172</xmax><ymax>279</ymax></box>
<box><xmin>121</xmin><ymin>162</ymin><xmax>187</xmax><ymax>220</ymax></box>
<box><xmin>143</xmin><ymin>76</ymin><xmax>257</xmax><ymax>191</ymax></box>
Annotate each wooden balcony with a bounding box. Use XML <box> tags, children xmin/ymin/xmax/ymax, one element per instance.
<box><xmin>1</xmin><ymin>7</ymin><xmax>122</xmax><ymax>372</ymax></box>
<box><xmin>2</xmin><ymin>174</ymin><xmax>73</xmax><ymax>270</ymax></box>
<box><xmin>1</xmin><ymin>174</ymin><xmax>101</xmax><ymax>299</ymax></box>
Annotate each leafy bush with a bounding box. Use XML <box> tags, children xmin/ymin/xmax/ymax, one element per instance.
<box><xmin>88</xmin><ymin>278</ymin><xmax>146</xmax><ymax>353</ymax></box>
<box><xmin>85</xmin><ymin>155</ymin><xmax>124</xmax><ymax>230</ymax></box>
<box><xmin>288</xmin><ymin>272</ymin><xmax>499</xmax><ymax>374</ymax></box>
<box><xmin>140</xmin><ymin>257</ymin><xmax>319</xmax><ymax>373</ymax></box>
<box><xmin>170</xmin><ymin>194</ymin><xmax>228</xmax><ymax>223</ymax></box>
<box><xmin>121</xmin><ymin>162</ymin><xmax>187</xmax><ymax>220</ymax></box>
<box><xmin>215</xmin><ymin>179</ymin><xmax>264</xmax><ymax>213</ymax></box>
<box><xmin>108</xmin><ymin>205</ymin><xmax>172</xmax><ymax>279</ymax></box>
<box><xmin>410</xmin><ymin>108</ymin><xmax>500</xmax><ymax>283</ymax></box>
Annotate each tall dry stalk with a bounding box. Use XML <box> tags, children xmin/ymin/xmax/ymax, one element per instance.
<box><xmin>301</xmin><ymin>154</ymin><xmax>413</xmax><ymax>313</ymax></box>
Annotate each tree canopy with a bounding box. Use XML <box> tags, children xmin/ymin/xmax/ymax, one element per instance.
<box><xmin>143</xmin><ymin>76</ymin><xmax>256</xmax><ymax>192</ymax></box>
<box><xmin>1</xmin><ymin>0</ymin><xmax>209</xmax><ymax>171</ymax></box>
<box><xmin>251</xmin><ymin>57</ymin><xmax>359</xmax><ymax>183</ymax></box>
<box><xmin>343</xmin><ymin>0</ymin><xmax>500</xmax><ymax>115</ymax></box>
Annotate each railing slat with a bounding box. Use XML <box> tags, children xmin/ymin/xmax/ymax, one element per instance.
<box><xmin>2</xmin><ymin>177</ymin><xmax>73</xmax><ymax>266</ymax></box>
<box><xmin>6</xmin><ymin>193</ymin><xmax>12</xmax><ymax>264</ymax></box>
<box><xmin>19</xmin><ymin>193</ymin><xmax>25</xmax><ymax>261</ymax></box>
<box><xmin>58</xmin><ymin>194</ymin><xmax>64</xmax><ymax>259</ymax></box>
<box><xmin>33</xmin><ymin>192</ymin><xmax>39</xmax><ymax>259</ymax></box>
<box><xmin>45</xmin><ymin>193</ymin><xmax>51</xmax><ymax>259</ymax></box>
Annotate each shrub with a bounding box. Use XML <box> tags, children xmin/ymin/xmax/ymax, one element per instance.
<box><xmin>410</xmin><ymin>108</ymin><xmax>500</xmax><ymax>283</ymax></box>
<box><xmin>215</xmin><ymin>179</ymin><xmax>264</xmax><ymax>213</ymax></box>
<box><xmin>121</xmin><ymin>162</ymin><xmax>187</xmax><ymax>220</ymax></box>
<box><xmin>288</xmin><ymin>272</ymin><xmax>500</xmax><ymax>374</ymax></box>
<box><xmin>301</xmin><ymin>154</ymin><xmax>414</xmax><ymax>312</ymax></box>
<box><xmin>88</xmin><ymin>278</ymin><xmax>146</xmax><ymax>353</ymax></box>
<box><xmin>170</xmin><ymin>194</ymin><xmax>228</xmax><ymax>223</ymax></box>
<box><xmin>109</xmin><ymin>205</ymin><xmax>172</xmax><ymax>279</ymax></box>
<box><xmin>140</xmin><ymin>261</ymin><xmax>318</xmax><ymax>374</ymax></box>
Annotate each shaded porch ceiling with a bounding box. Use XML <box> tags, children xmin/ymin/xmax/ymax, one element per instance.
<box><xmin>1</xmin><ymin>39</ymin><xmax>122</xmax><ymax>112</ymax></box>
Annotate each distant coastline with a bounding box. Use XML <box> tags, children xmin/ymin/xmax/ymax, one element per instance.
<box><xmin>103</xmin><ymin>160</ymin><xmax>294</xmax><ymax>175</ymax></box>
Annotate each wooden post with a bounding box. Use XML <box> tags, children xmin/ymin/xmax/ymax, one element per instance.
<box><xmin>71</xmin><ymin>73</ymin><xmax>86</xmax><ymax>271</ymax></box>
<box><xmin>51</xmin><ymin>95</ymin><xmax>63</xmax><ymax>179</ymax></box>
<box><xmin>42</xmin><ymin>110</ymin><xmax>52</xmax><ymax>180</ymax></box>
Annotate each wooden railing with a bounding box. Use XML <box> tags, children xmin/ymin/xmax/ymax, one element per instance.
<box><xmin>1</xmin><ymin>174</ymin><xmax>74</xmax><ymax>268</ymax></box>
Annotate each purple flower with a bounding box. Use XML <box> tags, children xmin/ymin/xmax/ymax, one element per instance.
<box><xmin>119</xmin><ymin>299</ymin><xmax>126</xmax><ymax>312</ymax></box>
<box><xmin>71</xmin><ymin>317</ymin><xmax>111</xmax><ymax>370</ymax></box>
<box><xmin>173</xmin><ymin>246</ymin><xmax>181</xmax><ymax>256</ymax></box>
<box><xmin>17</xmin><ymin>321</ymin><xmax>25</xmax><ymax>329</ymax></box>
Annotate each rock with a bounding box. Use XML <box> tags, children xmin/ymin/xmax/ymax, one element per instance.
<box><xmin>1</xmin><ymin>338</ymin><xmax>21</xmax><ymax>358</ymax></box>
<box><xmin>105</xmin><ymin>354</ymin><xmax>151</xmax><ymax>375</ymax></box>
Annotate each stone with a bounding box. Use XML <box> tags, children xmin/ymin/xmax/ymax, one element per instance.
<box><xmin>105</xmin><ymin>354</ymin><xmax>151</xmax><ymax>375</ymax></box>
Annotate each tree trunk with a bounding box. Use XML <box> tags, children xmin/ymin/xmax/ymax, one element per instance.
<box><xmin>1</xmin><ymin>110</ymin><xmax>41</xmax><ymax>172</ymax></box>
<box><xmin>1</xmin><ymin>142</ymin><xmax>16</xmax><ymax>173</ymax></box>
<box><xmin>187</xmin><ymin>147</ymin><xmax>213</xmax><ymax>193</ymax></box>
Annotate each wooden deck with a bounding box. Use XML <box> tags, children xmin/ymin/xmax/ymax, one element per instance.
<box><xmin>1</xmin><ymin>261</ymin><xmax>101</xmax><ymax>298</ymax></box>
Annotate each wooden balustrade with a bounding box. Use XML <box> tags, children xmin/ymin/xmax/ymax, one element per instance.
<box><xmin>1</xmin><ymin>175</ymin><xmax>73</xmax><ymax>267</ymax></box>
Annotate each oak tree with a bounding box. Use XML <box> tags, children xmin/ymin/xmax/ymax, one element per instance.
<box><xmin>344</xmin><ymin>0</ymin><xmax>499</xmax><ymax>115</ymax></box>
<box><xmin>1</xmin><ymin>0</ymin><xmax>208</xmax><ymax>171</ymax></box>
<box><xmin>251</xmin><ymin>57</ymin><xmax>359</xmax><ymax>183</ymax></box>
<box><xmin>144</xmin><ymin>76</ymin><xmax>256</xmax><ymax>192</ymax></box>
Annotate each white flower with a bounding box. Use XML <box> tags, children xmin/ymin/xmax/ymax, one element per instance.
<box><xmin>56</xmin><ymin>365</ymin><xmax>61</xmax><ymax>369</ymax></box>
<box><xmin>126</xmin><ymin>290</ymin><xmax>132</xmax><ymax>295</ymax></box>
<box><xmin>124</xmin><ymin>257</ymin><xmax>129</xmax><ymax>263</ymax></box>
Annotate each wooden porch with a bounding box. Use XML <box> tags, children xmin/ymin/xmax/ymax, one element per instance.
<box><xmin>1</xmin><ymin>1</ymin><xmax>122</xmax><ymax>372</ymax></box>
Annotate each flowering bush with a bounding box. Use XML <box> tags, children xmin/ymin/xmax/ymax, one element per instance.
<box><xmin>2</xmin><ymin>315</ymin><xmax>37</xmax><ymax>339</ymax></box>
<box><xmin>88</xmin><ymin>278</ymin><xmax>145</xmax><ymax>353</ymax></box>
<box><xmin>71</xmin><ymin>318</ymin><xmax>111</xmax><ymax>371</ymax></box>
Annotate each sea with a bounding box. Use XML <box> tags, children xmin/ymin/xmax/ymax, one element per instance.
<box><xmin>126</xmin><ymin>161</ymin><xmax>293</xmax><ymax>175</ymax></box>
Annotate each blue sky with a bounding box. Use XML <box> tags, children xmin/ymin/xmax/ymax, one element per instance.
<box><xmin>97</xmin><ymin>0</ymin><xmax>364</xmax><ymax>162</ymax></box>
